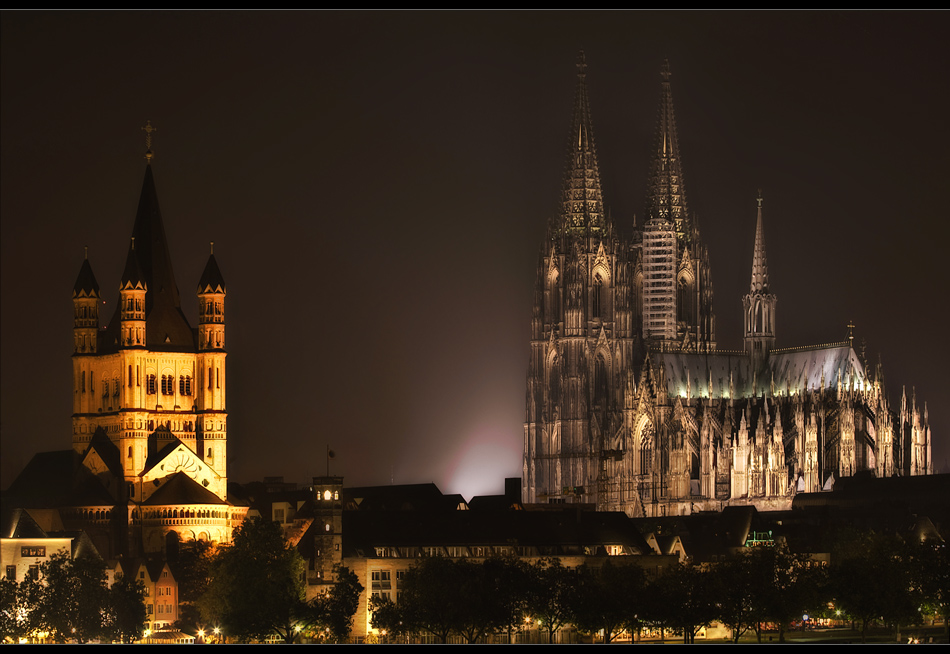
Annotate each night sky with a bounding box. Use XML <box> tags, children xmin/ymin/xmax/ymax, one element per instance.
<box><xmin>2</xmin><ymin>12</ymin><xmax>948</xmax><ymax>499</ymax></box>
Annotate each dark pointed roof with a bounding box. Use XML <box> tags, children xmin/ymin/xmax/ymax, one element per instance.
<box><xmin>103</xmin><ymin>164</ymin><xmax>195</xmax><ymax>352</ymax></box>
<box><xmin>120</xmin><ymin>241</ymin><xmax>146</xmax><ymax>290</ymax></box>
<box><xmin>73</xmin><ymin>257</ymin><xmax>100</xmax><ymax>297</ymax></box>
<box><xmin>644</xmin><ymin>59</ymin><xmax>689</xmax><ymax>232</ymax></box>
<box><xmin>749</xmin><ymin>194</ymin><xmax>770</xmax><ymax>294</ymax></box>
<box><xmin>197</xmin><ymin>253</ymin><xmax>226</xmax><ymax>293</ymax></box>
<box><xmin>556</xmin><ymin>51</ymin><xmax>607</xmax><ymax>235</ymax></box>
<box><xmin>132</xmin><ymin>164</ymin><xmax>180</xmax><ymax>309</ymax></box>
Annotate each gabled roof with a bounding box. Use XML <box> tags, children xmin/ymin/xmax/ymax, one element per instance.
<box><xmin>341</xmin><ymin>508</ymin><xmax>651</xmax><ymax>556</ymax></box>
<box><xmin>3</xmin><ymin>450</ymin><xmax>80</xmax><ymax>507</ymax></box>
<box><xmin>343</xmin><ymin>483</ymin><xmax>463</xmax><ymax>512</ymax></box>
<box><xmin>1</xmin><ymin>507</ymin><xmax>48</xmax><ymax>539</ymax></box>
<box><xmin>656</xmin><ymin>343</ymin><xmax>868</xmax><ymax>400</ymax></box>
<box><xmin>85</xmin><ymin>427</ymin><xmax>123</xmax><ymax>477</ymax></box>
<box><xmin>142</xmin><ymin>472</ymin><xmax>228</xmax><ymax>506</ymax></box>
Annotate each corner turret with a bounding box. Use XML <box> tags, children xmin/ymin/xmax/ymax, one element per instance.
<box><xmin>72</xmin><ymin>250</ymin><xmax>100</xmax><ymax>354</ymax></box>
<box><xmin>119</xmin><ymin>239</ymin><xmax>147</xmax><ymax>348</ymax></box>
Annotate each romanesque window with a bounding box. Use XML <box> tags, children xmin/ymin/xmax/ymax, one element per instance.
<box><xmin>113</xmin><ymin>378</ymin><xmax>120</xmax><ymax>397</ymax></box>
<box><xmin>102</xmin><ymin>381</ymin><xmax>109</xmax><ymax>398</ymax></box>
<box><xmin>161</xmin><ymin>375</ymin><xmax>174</xmax><ymax>395</ymax></box>
<box><xmin>180</xmin><ymin>374</ymin><xmax>192</xmax><ymax>396</ymax></box>
<box><xmin>147</xmin><ymin>375</ymin><xmax>157</xmax><ymax>395</ymax></box>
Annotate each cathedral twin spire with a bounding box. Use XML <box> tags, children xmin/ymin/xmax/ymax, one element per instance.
<box><xmin>644</xmin><ymin>59</ymin><xmax>689</xmax><ymax>235</ymax></box>
<box><xmin>557</xmin><ymin>51</ymin><xmax>607</xmax><ymax>235</ymax></box>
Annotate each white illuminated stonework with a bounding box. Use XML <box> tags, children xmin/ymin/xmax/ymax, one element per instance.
<box><xmin>523</xmin><ymin>57</ymin><xmax>932</xmax><ymax>516</ymax></box>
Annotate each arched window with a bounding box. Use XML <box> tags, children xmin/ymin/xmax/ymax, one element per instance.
<box><xmin>594</xmin><ymin>356</ymin><xmax>608</xmax><ymax>408</ymax></box>
<box><xmin>592</xmin><ymin>275</ymin><xmax>603</xmax><ymax>319</ymax></box>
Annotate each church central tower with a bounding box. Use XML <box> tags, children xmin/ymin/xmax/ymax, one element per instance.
<box><xmin>69</xmin><ymin>126</ymin><xmax>241</xmax><ymax>555</ymax></box>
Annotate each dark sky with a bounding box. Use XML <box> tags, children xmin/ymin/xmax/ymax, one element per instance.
<box><xmin>2</xmin><ymin>11</ymin><xmax>948</xmax><ymax>498</ymax></box>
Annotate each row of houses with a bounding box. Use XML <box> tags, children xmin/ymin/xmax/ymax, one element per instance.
<box><xmin>243</xmin><ymin>472</ymin><xmax>948</xmax><ymax>642</ymax></box>
<box><xmin>5</xmin><ymin>472</ymin><xmax>947</xmax><ymax>642</ymax></box>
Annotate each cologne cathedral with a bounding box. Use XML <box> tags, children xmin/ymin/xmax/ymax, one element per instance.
<box><xmin>522</xmin><ymin>55</ymin><xmax>933</xmax><ymax>516</ymax></box>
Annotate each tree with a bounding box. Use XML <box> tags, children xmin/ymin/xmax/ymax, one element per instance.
<box><xmin>527</xmin><ymin>558</ymin><xmax>576</xmax><ymax>644</ymax></box>
<box><xmin>714</xmin><ymin>550</ymin><xmax>759</xmax><ymax>643</ymax></box>
<box><xmin>910</xmin><ymin>539</ymin><xmax>949</xmax><ymax>640</ymax></box>
<box><xmin>34</xmin><ymin>552</ymin><xmax>109</xmax><ymax>643</ymax></box>
<box><xmin>715</xmin><ymin>545</ymin><xmax>824</xmax><ymax>643</ymax></box>
<box><xmin>302</xmin><ymin>565</ymin><xmax>363</xmax><ymax>643</ymax></box>
<box><xmin>1</xmin><ymin>578</ymin><xmax>26</xmax><ymax>643</ymax></box>
<box><xmin>571</xmin><ymin>560</ymin><xmax>647</xmax><ymax>643</ymax></box>
<box><xmin>828</xmin><ymin>530</ymin><xmax>922</xmax><ymax>643</ymax></box>
<box><xmin>200</xmin><ymin>518</ymin><xmax>306</xmax><ymax>643</ymax></box>
<box><xmin>388</xmin><ymin>556</ymin><xmax>462</xmax><ymax>643</ymax></box>
<box><xmin>648</xmin><ymin>562</ymin><xmax>717</xmax><ymax>644</ymax></box>
<box><xmin>171</xmin><ymin>539</ymin><xmax>215</xmax><ymax>635</ymax></box>
<box><xmin>107</xmin><ymin>573</ymin><xmax>147</xmax><ymax>643</ymax></box>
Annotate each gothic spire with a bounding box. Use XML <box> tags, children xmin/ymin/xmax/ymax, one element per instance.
<box><xmin>644</xmin><ymin>59</ymin><xmax>688</xmax><ymax>233</ymax></box>
<box><xmin>750</xmin><ymin>192</ymin><xmax>770</xmax><ymax>294</ymax></box>
<box><xmin>557</xmin><ymin>51</ymin><xmax>606</xmax><ymax>234</ymax></box>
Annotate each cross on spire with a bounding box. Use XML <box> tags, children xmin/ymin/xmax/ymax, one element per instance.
<box><xmin>142</xmin><ymin>120</ymin><xmax>156</xmax><ymax>163</ymax></box>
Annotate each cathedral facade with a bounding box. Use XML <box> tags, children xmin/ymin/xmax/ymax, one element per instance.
<box><xmin>522</xmin><ymin>56</ymin><xmax>933</xmax><ymax>516</ymax></box>
<box><xmin>68</xmin><ymin>133</ymin><xmax>245</xmax><ymax>555</ymax></box>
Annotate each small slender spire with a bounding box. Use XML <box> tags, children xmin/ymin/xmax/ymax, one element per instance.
<box><xmin>556</xmin><ymin>50</ymin><xmax>607</xmax><ymax>234</ymax></box>
<box><xmin>142</xmin><ymin>120</ymin><xmax>156</xmax><ymax>164</ymax></box>
<box><xmin>749</xmin><ymin>190</ymin><xmax>770</xmax><ymax>293</ymax></box>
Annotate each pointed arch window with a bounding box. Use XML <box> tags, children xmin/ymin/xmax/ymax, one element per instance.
<box><xmin>592</xmin><ymin>274</ymin><xmax>603</xmax><ymax>319</ymax></box>
<box><xmin>594</xmin><ymin>356</ymin><xmax>608</xmax><ymax>408</ymax></box>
